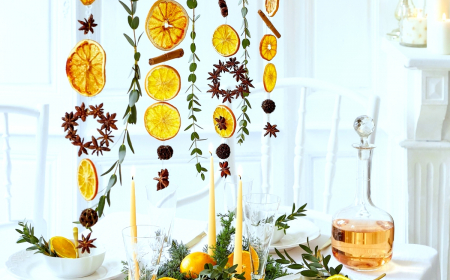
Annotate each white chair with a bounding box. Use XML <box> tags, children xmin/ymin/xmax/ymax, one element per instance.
<box><xmin>0</xmin><ymin>104</ymin><xmax>49</xmax><ymax>263</ymax></box>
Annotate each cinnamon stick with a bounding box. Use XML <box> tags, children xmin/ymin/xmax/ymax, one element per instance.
<box><xmin>149</xmin><ymin>49</ymin><xmax>184</xmax><ymax>65</ymax></box>
<box><xmin>258</xmin><ymin>10</ymin><xmax>281</xmax><ymax>38</ymax></box>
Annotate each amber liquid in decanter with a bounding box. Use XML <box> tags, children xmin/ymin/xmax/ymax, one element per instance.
<box><xmin>332</xmin><ymin>116</ymin><xmax>394</xmax><ymax>271</ymax></box>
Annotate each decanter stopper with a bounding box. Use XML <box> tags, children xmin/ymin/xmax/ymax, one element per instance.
<box><xmin>353</xmin><ymin>115</ymin><xmax>374</xmax><ymax>147</ymax></box>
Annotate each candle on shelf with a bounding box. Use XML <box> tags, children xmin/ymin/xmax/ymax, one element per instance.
<box><xmin>232</xmin><ymin>166</ymin><xmax>243</xmax><ymax>276</ymax></box>
<box><xmin>428</xmin><ymin>13</ymin><xmax>450</xmax><ymax>54</ymax></box>
<box><xmin>208</xmin><ymin>143</ymin><xmax>216</xmax><ymax>256</ymax></box>
<box><xmin>428</xmin><ymin>0</ymin><xmax>450</xmax><ymax>22</ymax></box>
<box><xmin>400</xmin><ymin>9</ymin><xmax>428</xmax><ymax>47</ymax></box>
<box><xmin>130</xmin><ymin>166</ymin><xmax>139</xmax><ymax>280</ymax></box>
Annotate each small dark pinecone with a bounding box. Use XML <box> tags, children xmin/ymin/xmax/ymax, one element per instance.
<box><xmin>218</xmin><ymin>0</ymin><xmax>228</xmax><ymax>17</ymax></box>
<box><xmin>262</xmin><ymin>99</ymin><xmax>276</xmax><ymax>114</ymax></box>
<box><xmin>216</xmin><ymin>143</ymin><xmax>231</xmax><ymax>159</ymax></box>
<box><xmin>79</xmin><ymin>208</ymin><xmax>98</xmax><ymax>228</ymax></box>
<box><xmin>157</xmin><ymin>145</ymin><xmax>174</xmax><ymax>160</ymax></box>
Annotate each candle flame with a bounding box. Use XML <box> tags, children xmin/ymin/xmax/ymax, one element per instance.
<box><xmin>443</xmin><ymin>13</ymin><xmax>447</xmax><ymax>21</ymax></box>
<box><xmin>238</xmin><ymin>165</ymin><xmax>243</xmax><ymax>178</ymax></box>
<box><xmin>131</xmin><ymin>166</ymin><xmax>136</xmax><ymax>179</ymax></box>
<box><xmin>209</xmin><ymin>142</ymin><xmax>214</xmax><ymax>154</ymax></box>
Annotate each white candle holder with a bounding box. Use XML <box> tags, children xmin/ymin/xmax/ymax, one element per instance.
<box><xmin>400</xmin><ymin>4</ymin><xmax>428</xmax><ymax>48</ymax></box>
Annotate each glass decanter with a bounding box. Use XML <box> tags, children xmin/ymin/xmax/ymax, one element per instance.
<box><xmin>331</xmin><ymin>116</ymin><xmax>394</xmax><ymax>271</ymax></box>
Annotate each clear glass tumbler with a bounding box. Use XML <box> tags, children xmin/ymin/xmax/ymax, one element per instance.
<box><xmin>122</xmin><ymin>225</ymin><xmax>165</xmax><ymax>280</ymax></box>
<box><xmin>243</xmin><ymin>193</ymin><xmax>280</xmax><ymax>280</ymax></box>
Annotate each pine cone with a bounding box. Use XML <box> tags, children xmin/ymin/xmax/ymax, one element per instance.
<box><xmin>157</xmin><ymin>145</ymin><xmax>174</xmax><ymax>160</ymax></box>
<box><xmin>262</xmin><ymin>99</ymin><xmax>276</xmax><ymax>114</ymax></box>
<box><xmin>216</xmin><ymin>143</ymin><xmax>231</xmax><ymax>159</ymax></box>
<box><xmin>79</xmin><ymin>208</ymin><xmax>98</xmax><ymax>228</ymax></box>
<box><xmin>218</xmin><ymin>0</ymin><xmax>228</xmax><ymax>17</ymax></box>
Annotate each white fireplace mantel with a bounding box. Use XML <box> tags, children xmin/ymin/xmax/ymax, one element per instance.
<box><xmin>382</xmin><ymin>38</ymin><xmax>450</xmax><ymax>280</ymax></box>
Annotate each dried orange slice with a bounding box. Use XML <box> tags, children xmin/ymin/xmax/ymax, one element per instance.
<box><xmin>213</xmin><ymin>105</ymin><xmax>236</xmax><ymax>138</ymax></box>
<box><xmin>77</xmin><ymin>159</ymin><xmax>98</xmax><ymax>201</ymax></box>
<box><xmin>145</xmin><ymin>65</ymin><xmax>181</xmax><ymax>101</ymax></box>
<box><xmin>144</xmin><ymin>102</ymin><xmax>181</xmax><ymax>141</ymax></box>
<box><xmin>80</xmin><ymin>0</ymin><xmax>96</xmax><ymax>5</ymax></box>
<box><xmin>259</xmin><ymin>35</ymin><xmax>277</xmax><ymax>61</ymax></box>
<box><xmin>66</xmin><ymin>39</ymin><xmax>106</xmax><ymax>97</ymax></box>
<box><xmin>50</xmin><ymin>236</ymin><xmax>78</xmax><ymax>258</ymax></box>
<box><xmin>263</xmin><ymin>63</ymin><xmax>277</xmax><ymax>93</ymax></box>
<box><xmin>145</xmin><ymin>0</ymin><xmax>189</xmax><ymax>51</ymax></box>
<box><xmin>265</xmin><ymin>0</ymin><xmax>279</xmax><ymax>17</ymax></box>
<box><xmin>212</xmin><ymin>24</ymin><xmax>240</xmax><ymax>57</ymax></box>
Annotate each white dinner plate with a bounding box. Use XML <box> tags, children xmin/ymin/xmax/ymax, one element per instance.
<box><xmin>5</xmin><ymin>250</ymin><xmax>123</xmax><ymax>280</ymax></box>
<box><xmin>269</xmin><ymin>218</ymin><xmax>321</xmax><ymax>252</ymax></box>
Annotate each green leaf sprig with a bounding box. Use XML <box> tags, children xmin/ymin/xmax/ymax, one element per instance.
<box><xmin>199</xmin><ymin>259</ymin><xmax>245</xmax><ymax>280</ymax></box>
<box><xmin>236</xmin><ymin>0</ymin><xmax>252</xmax><ymax>145</ymax></box>
<box><xmin>15</xmin><ymin>220</ymin><xmax>58</xmax><ymax>257</ymax></box>
<box><xmin>95</xmin><ymin>0</ymin><xmax>142</xmax><ymax>219</ymax></box>
<box><xmin>185</xmin><ymin>0</ymin><xmax>208</xmax><ymax>181</ymax></box>
<box><xmin>275</xmin><ymin>203</ymin><xmax>307</xmax><ymax>234</ymax></box>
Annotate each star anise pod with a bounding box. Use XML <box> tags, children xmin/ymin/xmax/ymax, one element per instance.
<box><xmin>213</xmin><ymin>60</ymin><xmax>229</xmax><ymax>73</ymax></box>
<box><xmin>215</xmin><ymin>116</ymin><xmax>227</xmax><ymax>130</ymax></box>
<box><xmin>61</xmin><ymin>112</ymin><xmax>79</xmax><ymax>132</ymax></box>
<box><xmin>154</xmin><ymin>169</ymin><xmax>169</xmax><ymax>190</ymax></box>
<box><xmin>264</xmin><ymin>122</ymin><xmax>280</xmax><ymax>138</ymax></box>
<box><xmin>207</xmin><ymin>69</ymin><xmax>221</xmax><ymax>84</ymax></box>
<box><xmin>234</xmin><ymin>85</ymin><xmax>245</xmax><ymax>99</ymax></box>
<box><xmin>97</xmin><ymin>129</ymin><xmax>114</xmax><ymax>147</ymax></box>
<box><xmin>77</xmin><ymin>232</ymin><xmax>97</xmax><ymax>254</ymax></box>
<box><xmin>78</xmin><ymin>14</ymin><xmax>98</xmax><ymax>35</ymax></box>
<box><xmin>222</xmin><ymin>90</ymin><xmax>234</xmax><ymax>103</ymax></box>
<box><xmin>72</xmin><ymin>137</ymin><xmax>91</xmax><ymax>157</ymax></box>
<box><xmin>219</xmin><ymin>161</ymin><xmax>231</xmax><ymax>178</ymax></box>
<box><xmin>231</xmin><ymin>65</ymin><xmax>246</xmax><ymax>82</ymax></box>
<box><xmin>226</xmin><ymin>57</ymin><xmax>239</xmax><ymax>69</ymax></box>
<box><xmin>98</xmin><ymin>112</ymin><xmax>118</xmax><ymax>131</ymax></box>
<box><xmin>241</xmin><ymin>77</ymin><xmax>255</xmax><ymax>91</ymax></box>
<box><xmin>75</xmin><ymin>102</ymin><xmax>89</xmax><ymax>122</ymax></box>
<box><xmin>89</xmin><ymin>136</ymin><xmax>110</xmax><ymax>156</ymax></box>
<box><xmin>208</xmin><ymin>82</ymin><xmax>222</xmax><ymax>99</ymax></box>
<box><xmin>89</xmin><ymin>103</ymin><xmax>104</xmax><ymax>119</ymax></box>
<box><xmin>65</xmin><ymin>129</ymin><xmax>78</xmax><ymax>141</ymax></box>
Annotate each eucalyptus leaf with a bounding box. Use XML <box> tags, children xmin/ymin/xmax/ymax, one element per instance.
<box><xmin>127</xmin><ymin>130</ymin><xmax>135</xmax><ymax>154</ymax></box>
<box><xmin>129</xmin><ymin>90</ymin><xmax>138</xmax><ymax>107</ymax></box>
<box><xmin>131</xmin><ymin>17</ymin><xmax>139</xmax><ymax>29</ymax></box>
<box><xmin>124</xmin><ymin>33</ymin><xmax>135</xmax><ymax>47</ymax></box>
<box><xmin>119</xmin><ymin>144</ymin><xmax>126</xmax><ymax>164</ymax></box>
<box><xmin>118</xmin><ymin>0</ymin><xmax>132</xmax><ymax>15</ymax></box>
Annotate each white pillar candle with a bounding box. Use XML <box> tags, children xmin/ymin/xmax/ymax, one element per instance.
<box><xmin>400</xmin><ymin>10</ymin><xmax>427</xmax><ymax>47</ymax></box>
<box><xmin>428</xmin><ymin>0</ymin><xmax>450</xmax><ymax>22</ymax></box>
<box><xmin>428</xmin><ymin>13</ymin><xmax>450</xmax><ymax>54</ymax></box>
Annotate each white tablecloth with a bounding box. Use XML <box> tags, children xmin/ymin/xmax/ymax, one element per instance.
<box><xmin>2</xmin><ymin>212</ymin><xmax>440</xmax><ymax>280</ymax></box>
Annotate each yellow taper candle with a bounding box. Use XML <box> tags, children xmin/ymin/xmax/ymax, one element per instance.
<box><xmin>233</xmin><ymin>166</ymin><xmax>243</xmax><ymax>276</ymax></box>
<box><xmin>208</xmin><ymin>143</ymin><xmax>216</xmax><ymax>256</ymax></box>
<box><xmin>130</xmin><ymin>166</ymin><xmax>139</xmax><ymax>280</ymax></box>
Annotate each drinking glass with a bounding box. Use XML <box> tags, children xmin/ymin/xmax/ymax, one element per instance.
<box><xmin>243</xmin><ymin>194</ymin><xmax>280</xmax><ymax>280</ymax></box>
<box><xmin>145</xmin><ymin>186</ymin><xmax>177</xmax><ymax>262</ymax></box>
<box><xmin>223</xmin><ymin>176</ymin><xmax>253</xmax><ymax>213</ymax></box>
<box><xmin>122</xmin><ymin>225</ymin><xmax>165</xmax><ymax>280</ymax></box>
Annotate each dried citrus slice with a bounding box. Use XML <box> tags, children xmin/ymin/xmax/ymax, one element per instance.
<box><xmin>212</xmin><ymin>24</ymin><xmax>240</xmax><ymax>57</ymax></box>
<box><xmin>213</xmin><ymin>105</ymin><xmax>236</xmax><ymax>138</ymax></box>
<box><xmin>80</xmin><ymin>0</ymin><xmax>96</xmax><ymax>5</ymax></box>
<box><xmin>263</xmin><ymin>63</ymin><xmax>277</xmax><ymax>93</ymax></box>
<box><xmin>265</xmin><ymin>0</ymin><xmax>279</xmax><ymax>17</ymax></box>
<box><xmin>50</xmin><ymin>236</ymin><xmax>78</xmax><ymax>258</ymax></box>
<box><xmin>66</xmin><ymin>39</ymin><xmax>106</xmax><ymax>97</ymax></box>
<box><xmin>145</xmin><ymin>0</ymin><xmax>189</xmax><ymax>51</ymax></box>
<box><xmin>145</xmin><ymin>65</ymin><xmax>181</xmax><ymax>101</ymax></box>
<box><xmin>77</xmin><ymin>159</ymin><xmax>98</xmax><ymax>201</ymax></box>
<box><xmin>259</xmin><ymin>35</ymin><xmax>277</xmax><ymax>61</ymax></box>
<box><xmin>144</xmin><ymin>102</ymin><xmax>181</xmax><ymax>141</ymax></box>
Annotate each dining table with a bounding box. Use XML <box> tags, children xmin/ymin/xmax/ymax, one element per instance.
<box><xmin>2</xmin><ymin>212</ymin><xmax>440</xmax><ymax>280</ymax></box>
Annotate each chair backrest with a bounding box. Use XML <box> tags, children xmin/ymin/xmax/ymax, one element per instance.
<box><xmin>0</xmin><ymin>104</ymin><xmax>49</xmax><ymax>236</ymax></box>
<box><xmin>251</xmin><ymin>77</ymin><xmax>380</xmax><ymax>215</ymax></box>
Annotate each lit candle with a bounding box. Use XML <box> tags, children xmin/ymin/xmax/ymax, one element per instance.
<box><xmin>400</xmin><ymin>9</ymin><xmax>428</xmax><ymax>47</ymax></box>
<box><xmin>208</xmin><ymin>143</ymin><xmax>216</xmax><ymax>256</ymax></box>
<box><xmin>428</xmin><ymin>13</ymin><xmax>450</xmax><ymax>54</ymax></box>
<box><xmin>233</xmin><ymin>166</ymin><xmax>243</xmax><ymax>276</ymax></box>
<box><xmin>130</xmin><ymin>166</ymin><xmax>139</xmax><ymax>280</ymax></box>
<box><xmin>428</xmin><ymin>0</ymin><xmax>450</xmax><ymax>22</ymax></box>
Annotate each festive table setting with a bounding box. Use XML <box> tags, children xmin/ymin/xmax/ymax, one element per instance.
<box><xmin>3</xmin><ymin>0</ymin><xmax>447</xmax><ymax>279</ymax></box>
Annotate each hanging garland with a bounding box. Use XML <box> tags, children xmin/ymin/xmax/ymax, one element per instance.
<box><xmin>185</xmin><ymin>0</ymin><xmax>208</xmax><ymax>181</ymax></box>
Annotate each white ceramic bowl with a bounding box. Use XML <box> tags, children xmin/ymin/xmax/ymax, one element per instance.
<box><xmin>271</xmin><ymin>228</ymin><xmax>285</xmax><ymax>244</ymax></box>
<box><xmin>43</xmin><ymin>240</ymin><xmax>106</xmax><ymax>278</ymax></box>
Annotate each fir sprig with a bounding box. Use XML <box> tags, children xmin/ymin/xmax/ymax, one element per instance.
<box><xmin>211</xmin><ymin>211</ymin><xmax>236</xmax><ymax>263</ymax></box>
<box><xmin>236</xmin><ymin>0</ymin><xmax>252</xmax><ymax>145</ymax></box>
<box><xmin>275</xmin><ymin>203</ymin><xmax>307</xmax><ymax>234</ymax></box>
<box><xmin>158</xmin><ymin>240</ymin><xmax>191</xmax><ymax>280</ymax></box>
<box><xmin>95</xmin><ymin>0</ymin><xmax>142</xmax><ymax>219</ymax></box>
<box><xmin>185</xmin><ymin>0</ymin><xmax>207</xmax><ymax>180</ymax></box>
<box><xmin>15</xmin><ymin>220</ymin><xmax>58</xmax><ymax>257</ymax></box>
